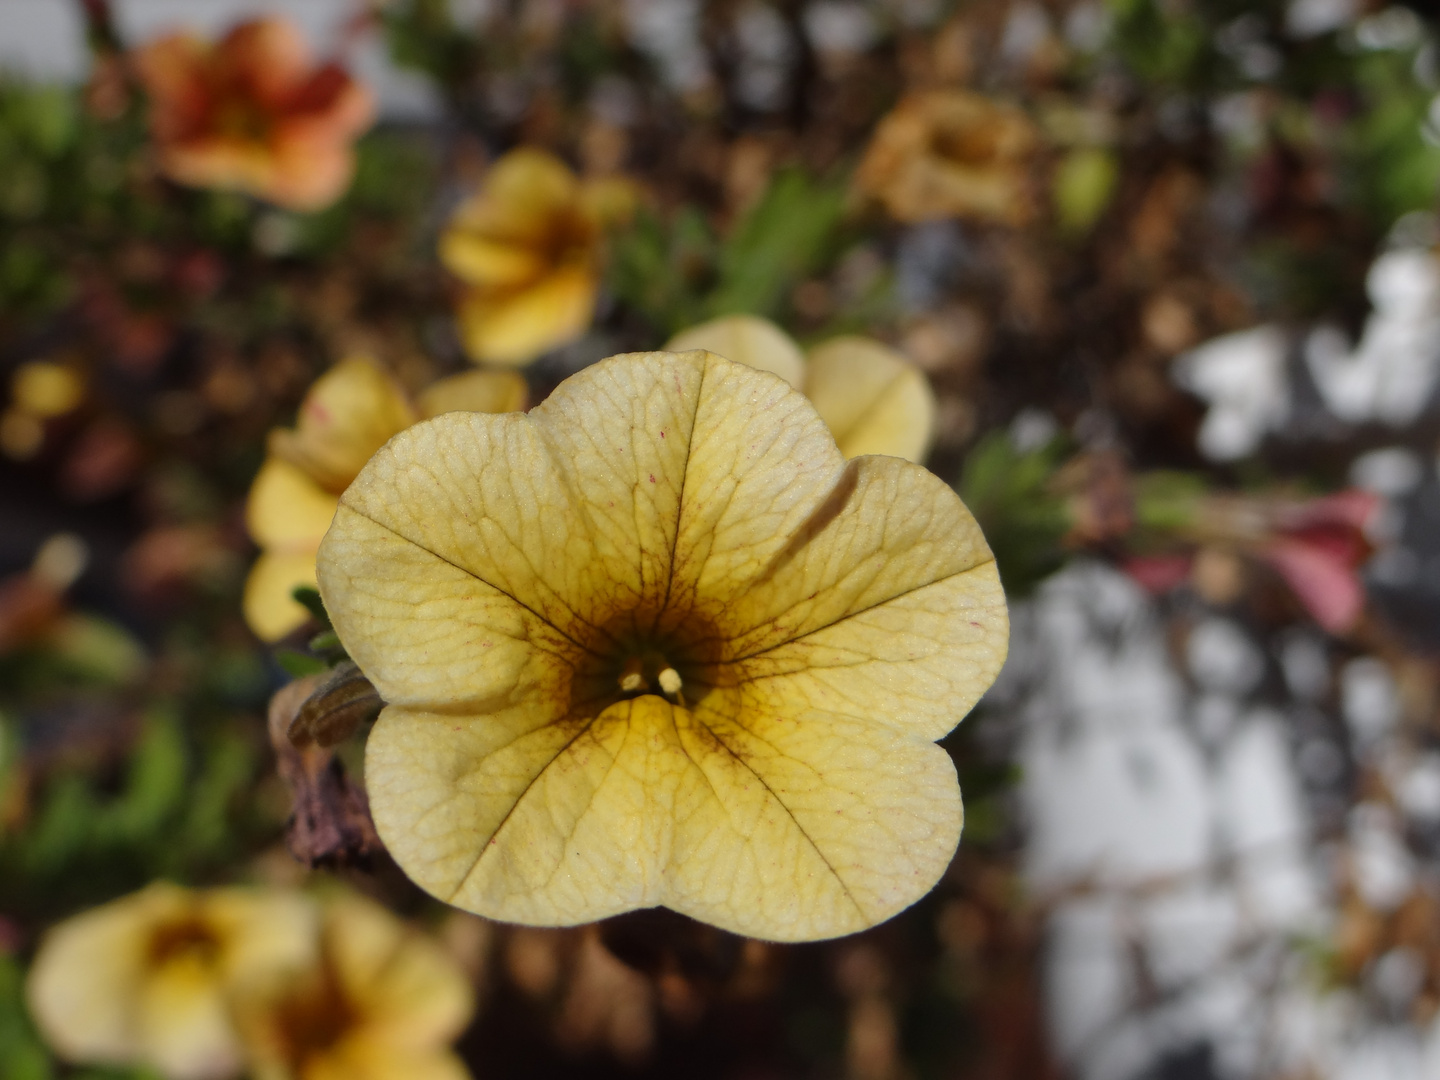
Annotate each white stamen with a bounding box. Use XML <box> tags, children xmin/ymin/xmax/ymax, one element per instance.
<box><xmin>657</xmin><ymin>667</ymin><xmax>683</xmax><ymax>695</ymax></box>
<box><xmin>619</xmin><ymin>657</ymin><xmax>648</xmax><ymax>692</ymax></box>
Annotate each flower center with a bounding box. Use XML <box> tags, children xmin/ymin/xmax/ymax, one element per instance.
<box><xmin>147</xmin><ymin>917</ymin><xmax>221</xmax><ymax>968</ymax></box>
<box><xmin>272</xmin><ymin>966</ymin><xmax>357</xmax><ymax>1068</ymax></box>
<box><xmin>572</xmin><ymin>610</ymin><xmax>729</xmax><ymax>716</ymax></box>
<box><xmin>616</xmin><ymin>651</ymin><xmax>685</xmax><ymax>701</ymax></box>
<box><xmin>932</xmin><ymin>124</ymin><xmax>1002</xmax><ymax>167</ymax></box>
<box><xmin>210</xmin><ymin>96</ymin><xmax>273</xmax><ymax>143</ymax></box>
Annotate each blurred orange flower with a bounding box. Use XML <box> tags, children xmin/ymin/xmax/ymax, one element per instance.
<box><xmin>233</xmin><ymin>894</ymin><xmax>474</xmax><ymax>1080</ymax></box>
<box><xmin>856</xmin><ymin>91</ymin><xmax>1038</xmax><ymax>225</ymax></box>
<box><xmin>133</xmin><ymin>17</ymin><xmax>374</xmax><ymax>211</ymax></box>
<box><xmin>440</xmin><ymin>149</ymin><xmax>636</xmax><ymax>366</ymax></box>
<box><xmin>244</xmin><ymin>357</ymin><xmax>527</xmax><ymax>641</ymax></box>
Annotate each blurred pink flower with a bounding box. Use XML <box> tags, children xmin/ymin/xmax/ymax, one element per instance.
<box><xmin>1258</xmin><ymin>490</ymin><xmax>1379</xmax><ymax>634</ymax></box>
<box><xmin>1119</xmin><ymin>488</ymin><xmax>1380</xmax><ymax>634</ymax></box>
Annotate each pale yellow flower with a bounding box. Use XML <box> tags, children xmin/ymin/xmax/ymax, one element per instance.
<box><xmin>234</xmin><ymin>894</ymin><xmax>474</xmax><ymax>1080</ymax></box>
<box><xmin>667</xmin><ymin>315</ymin><xmax>937</xmax><ymax>463</ymax></box>
<box><xmin>667</xmin><ymin>314</ymin><xmax>805</xmax><ymax>389</ymax></box>
<box><xmin>856</xmin><ymin>90</ymin><xmax>1038</xmax><ymax>225</ymax></box>
<box><xmin>316</xmin><ymin>349</ymin><xmax>1008</xmax><ymax>942</ymax></box>
<box><xmin>244</xmin><ymin>358</ymin><xmax>527</xmax><ymax>641</ymax></box>
<box><xmin>26</xmin><ymin>883</ymin><xmax>317</xmax><ymax>1080</ymax></box>
<box><xmin>439</xmin><ymin>149</ymin><xmax>635</xmax><ymax>367</ymax></box>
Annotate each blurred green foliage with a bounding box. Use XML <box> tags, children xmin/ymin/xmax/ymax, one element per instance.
<box><xmin>610</xmin><ymin>169</ymin><xmax>851</xmax><ymax>335</ymax></box>
<box><xmin>1342</xmin><ymin>46</ymin><xmax>1440</xmax><ymax>223</ymax></box>
<box><xmin>0</xmin><ymin>707</ymin><xmax>263</xmax><ymax>922</ymax></box>
<box><xmin>958</xmin><ymin>434</ymin><xmax>1071</xmax><ymax>597</ymax></box>
<box><xmin>1052</xmin><ymin>147</ymin><xmax>1119</xmax><ymax>236</ymax></box>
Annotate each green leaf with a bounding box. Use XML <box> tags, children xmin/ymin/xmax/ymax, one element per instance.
<box><xmin>46</xmin><ymin>615</ymin><xmax>148</xmax><ymax>687</ymax></box>
<box><xmin>307</xmin><ymin>630</ymin><xmax>342</xmax><ymax>655</ymax></box>
<box><xmin>276</xmin><ymin>649</ymin><xmax>328</xmax><ymax>678</ymax></box>
<box><xmin>705</xmin><ymin>170</ymin><xmax>849</xmax><ymax>320</ymax></box>
<box><xmin>104</xmin><ymin>710</ymin><xmax>187</xmax><ymax>844</ymax></box>
<box><xmin>1053</xmin><ymin>148</ymin><xmax>1119</xmax><ymax>235</ymax></box>
<box><xmin>17</xmin><ymin>85</ymin><xmax>77</xmax><ymax>158</ymax></box>
<box><xmin>290</xmin><ymin>586</ymin><xmax>332</xmax><ymax>629</ymax></box>
<box><xmin>607</xmin><ymin>206</ymin><xmax>715</xmax><ymax>334</ymax></box>
<box><xmin>179</xmin><ymin>735</ymin><xmax>255</xmax><ymax>860</ymax></box>
<box><xmin>958</xmin><ymin>433</ymin><xmax>1071</xmax><ymax>596</ymax></box>
<box><xmin>19</xmin><ymin>775</ymin><xmax>98</xmax><ymax>877</ymax></box>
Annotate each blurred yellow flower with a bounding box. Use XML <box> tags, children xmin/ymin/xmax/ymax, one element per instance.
<box><xmin>317</xmin><ymin>349</ymin><xmax>1007</xmax><ymax>942</ymax></box>
<box><xmin>234</xmin><ymin>894</ymin><xmax>474</xmax><ymax>1080</ymax></box>
<box><xmin>133</xmin><ymin>17</ymin><xmax>374</xmax><ymax>212</ymax></box>
<box><xmin>26</xmin><ymin>882</ymin><xmax>317</xmax><ymax>1080</ymax></box>
<box><xmin>667</xmin><ymin>314</ymin><xmax>805</xmax><ymax>389</ymax></box>
<box><xmin>244</xmin><ymin>358</ymin><xmax>527</xmax><ymax>641</ymax></box>
<box><xmin>12</xmin><ymin>360</ymin><xmax>86</xmax><ymax>419</ymax></box>
<box><xmin>667</xmin><ymin>315</ymin><xmax>937</xmax><ymax>462</ymax></box>
<box><xmin>1</xmin><ymin>359</ymin><xmax>87</xmax><ymax>461</ymax></box>
<box><xmin>439</xmin><ymin>149</ymin><xmax>635</xmax><ymax>367</ymax></box>
<box><xmin>856</xmin><ymin>90</ymin><xmax>1038</xmax><ymax>225</ymax></box>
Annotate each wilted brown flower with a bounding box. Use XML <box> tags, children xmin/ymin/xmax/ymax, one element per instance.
<box><xmin>856</xmin><ymin>91</ymin><xmax>1038</xmax><ymax>225</ymax></box>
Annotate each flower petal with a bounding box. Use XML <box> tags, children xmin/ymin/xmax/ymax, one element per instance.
<box><xmin>244</xmin><ymin>550</ymin><xmax>322</xmax><ymax>642</ymax></box>
<box><xmin>321</xmin><ymin>895</ymin><xmax>473</xmax><ymax>1047</ymax></box>
<box><xmin>135</xmin><ymin>959</ymin><xmax>244</xmax><ymax>1080</ymax></box>
<box><xmin>659</xmin><ymin>353</ymin><xmax>849</xmax><ymax>624</ymax></box>
<box><xmin>247</xmin><ymin>458</ymin><xmax>339</xmax><ymax>551</ymax></box>
<box><xmin>447</xmin><ymin>149</ymin><xmax>582</xmax><ymax>245</ymax></box>
<box><xmin>28</xmin><ymin>889</ymin><xmax>158</xmax><ymax>1066</ymax></box>
<box><xmin>326</xmin><ymin>351</ymin><xmax>828</xmax><ymax>661</ymax></box>
<box><xmin>439</xmin><ymin>233</ymin><xmax>550</xmax><ymax>289</ymax></box>
<box><xmin>160</xmin><ymin>138</ymin><xmax>278</xmax><ymax>201</ymax></box>
<box><xmin>299</xmin><ymin>1044</ymin><xmax>472</xmax><ymax>1080</ymax></box>
<box><xmin>665</xmin><ymin>315</ymin><xmax>806</xmax><ymax>389</ymax></box>
<box><xmin>803</xmin><ymin>336</ymin><xmax>936</xmax><ymax>461</ymax></box>
<box><xmin>1262</xmin><ymin>539</ymin><xmax>1366</xmax><ymax>633</ymax></box>
<box><xmin>368</xmin><ymin>694</ymin><xmax>960</xmax><ymax>940</ymax></box>
<box><xmin>269</xmin><ymin>357</ymin><xmax>416</xmax><ymax>493</ymax></box>
<box><xmin>317</xmin><ymin>502</ymin><xmax>586</xmax><ymax>708</ymax></box>
<box><xmin>132</xmin><ymin>34</ymin><xmax>210</xmax><ymax>134</ymax></box>
<box><xmin>673</xmin><ymin>694</ymin><xmax>963</xmax><ymax>940</ymax></box>
<box><xmin>417</xmin><ymin>370</ymin><xmax>529</xmax><ymax>418</ymax></box>
<box><xmin>722</xmin><ymin>455</ymin><xmax>1007</xmax><ymax>739</ymax></box>
<box><xmin>455</xmin><ymin>266</ymin><xmax>597</xmax><ymax>366</ymax></box>
<box><xmin>220</xmin><ymin>18</ymin><xmax>311</xmax><ymax>108</ymax></box>
<box><xmin>262</xmin><ymin>126</ymin><xmax>359</xmax><ymax>212</ymax></box>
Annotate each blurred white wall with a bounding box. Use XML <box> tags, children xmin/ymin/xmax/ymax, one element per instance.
<box><xmin>0</xmin><ymin>0</ymin><xmax>441</xmax><ymax>118</ymax></box>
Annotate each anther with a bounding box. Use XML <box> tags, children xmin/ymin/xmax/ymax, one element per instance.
<box><xmin>657</xmin><ymin>667</ymin><xmax>683</xmax><ymax>695</ymax></box>
<box><xmin>619</xmin><ymin>657</ymin><xmax>648</xmax><ymax>693</ymax></box>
